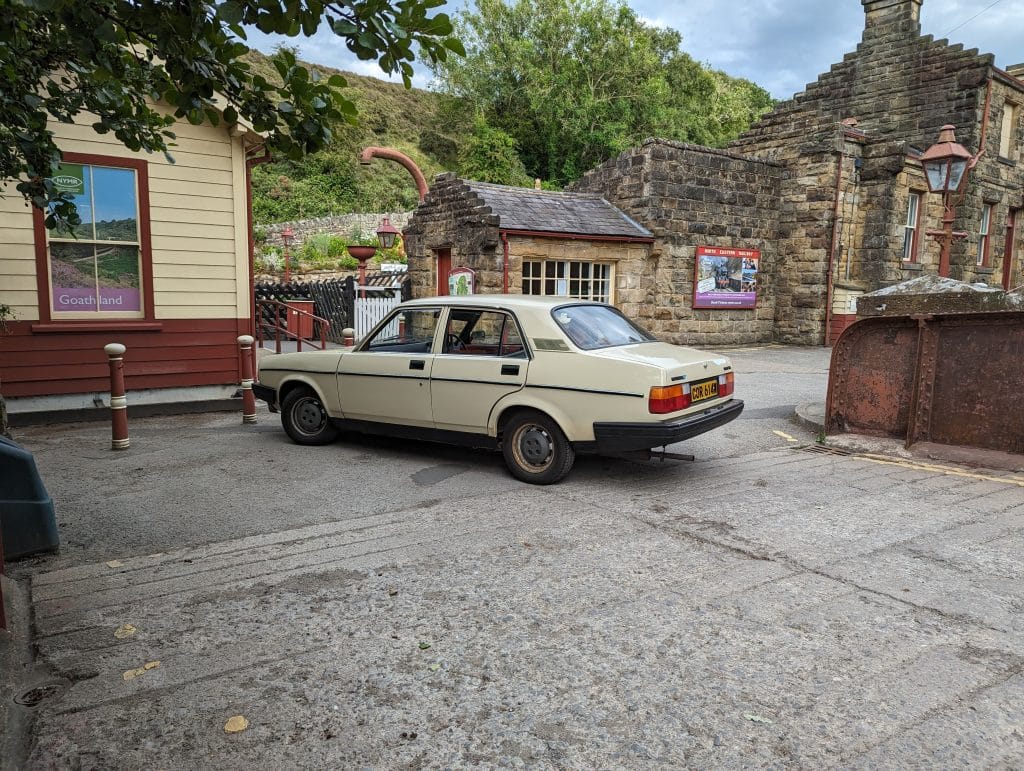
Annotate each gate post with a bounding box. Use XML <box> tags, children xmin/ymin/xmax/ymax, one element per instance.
<box><xmin>237</xmin><ymin>335</ymin><xmax>257</xmax><ymax>424</ymax></box>
<box><xmin>104</xmin><ymin>343</ymin><xmax>130</xmax><ymax>450</ymax></box>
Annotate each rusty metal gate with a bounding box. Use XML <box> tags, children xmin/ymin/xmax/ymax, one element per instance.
<box><xmin>825</xmin><ymin>311</ymin><xmax>1024</xmax><ymax>455</ymax></box>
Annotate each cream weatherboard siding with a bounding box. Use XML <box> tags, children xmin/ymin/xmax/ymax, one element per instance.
<box><xmin>0</xmin><ymin>103</ymin><xmax>263</xmax><ymax>404</ymax></box>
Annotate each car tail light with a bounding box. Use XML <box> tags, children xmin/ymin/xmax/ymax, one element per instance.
<box><xmin>718</xmin><ymin>371</ymin><xmax>735</xmax><ymax>397</ymax></box>
<box><xmin>649</xmin><ymin>384</ymin><xmax>690</xmax><ymax>414</ymax></box>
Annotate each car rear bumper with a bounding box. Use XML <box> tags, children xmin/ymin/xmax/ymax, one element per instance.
<box><xmin>591</xmin><ymin>398</ymin><xmax>744</xmax><ymax>453</ymax></box>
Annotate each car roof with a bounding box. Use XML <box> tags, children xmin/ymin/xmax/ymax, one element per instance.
<box><xmin>401</xmin><ymin>294</ymin><xmax>604</xmax><ymax>311</ymax></box>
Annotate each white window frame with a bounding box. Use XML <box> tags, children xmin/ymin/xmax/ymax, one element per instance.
<box><xmin>978</xmin><ymin>204</ymin><xmax>994</xmax><ymax>267</ymax></box>
<box><xmin>522</xmin><ymin>259</ymin><xmax>615</xmax><ymax>303</ymax></box>
<box><xmin>902</xmin><ymin>192</ymin><xmax>922</xmax><ymax>262</ymax></box>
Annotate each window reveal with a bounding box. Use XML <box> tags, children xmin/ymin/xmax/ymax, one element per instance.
<box><xmin>48</xmin><ymin>163</ymin><xmax>142</xmax><ymax>315</ymax></box>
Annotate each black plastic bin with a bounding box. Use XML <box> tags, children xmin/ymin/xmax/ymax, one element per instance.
<box><xmin>0</xmin><ymin>435</ymin><xmax>58</xmax><ymax>559</ymax></box>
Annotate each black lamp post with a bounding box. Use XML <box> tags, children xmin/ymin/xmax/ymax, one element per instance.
<box><xmin>920</xmin><ymin>124</ymin><xmax>981</xmax><ymax>277</ymax></box>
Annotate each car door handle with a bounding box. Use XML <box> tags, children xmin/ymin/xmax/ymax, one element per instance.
<box><xmin>409</xmin><ymin>360</ymin><xmax>425</xmax><ymax>371</ymax></box>
<box><xmin>501</xmin><ymin>364</ymin><xmax>520</xmax><ymax>376</ymax></box>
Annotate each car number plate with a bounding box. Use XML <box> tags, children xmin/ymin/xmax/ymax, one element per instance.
<box><xmin>690</xmin><ymin>378</ymin><xmax>718</xmax><ymax>403</ymax></box>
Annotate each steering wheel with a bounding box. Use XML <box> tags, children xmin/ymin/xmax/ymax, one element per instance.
<box><xmin>445</xmin><ymin>333</ymin><xmax>465</xmax><ymax>352</ymax></box>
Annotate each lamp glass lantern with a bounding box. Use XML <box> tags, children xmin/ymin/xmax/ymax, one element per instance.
<box><xmin>920</xmin><ymin>125</ymin><xmax>973</xmax><ymax>195</ymax></box>
<box><xmin>376</xmin><ymin>217</ymin><xmax>400</xmax><ymax>250</ymax></box>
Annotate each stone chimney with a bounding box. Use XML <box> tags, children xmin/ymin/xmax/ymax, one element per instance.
<box><xmin>862</xmin><ymin>0</ymin><xmax>922</xmax><ymax>40</ymax></box>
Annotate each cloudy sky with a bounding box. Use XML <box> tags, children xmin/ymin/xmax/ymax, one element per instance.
<box><xmin>246</xmin><ymin>0</ymin><xmax>1022</xmax><ymax>99</ymax></box>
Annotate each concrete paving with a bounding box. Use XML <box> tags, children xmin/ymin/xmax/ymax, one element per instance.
<box><xmin>3</xmin><ymin>345</ymin><xmax>1023</xmax><ymax>768</ymax></box>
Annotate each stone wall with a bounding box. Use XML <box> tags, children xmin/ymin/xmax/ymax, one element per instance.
<box><xmin>730</xmin><ymin>0</ymin><xmax>1023</xmax><ymax>298</ymax></box>
<box><xmin>573</xmin><ymin>140</ymin><xmax>782</xmax><ymax>345</ymax></box>
<box><xmin>403</xmin><ymin>174</ymin><xmax>503</xmax><ymax>299</ymax></box>
<box><xmin>260</xmin><ymin>212</ymin><xmax>412</xmax><ymax>250</ymax></box>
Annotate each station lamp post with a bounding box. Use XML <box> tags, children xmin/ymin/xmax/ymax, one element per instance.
<box><xmin>281</xmin><ymin>226</ymin><xmax>294</xmax><ymax>283</ymax></box>
<box><xmin>376</xmin><ymin>216</ymin><xmax>400</xmax><ymax>250</ymax></box>
<box><xmin>920</xmin><ymin>124</ymin><xmax>982</xmax><ymax>278</ymax></box>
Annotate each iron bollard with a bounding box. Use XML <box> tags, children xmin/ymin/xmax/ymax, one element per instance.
<box><xmin>237</xmin><ymin>335</ymin><xmax>257</xmax><ymax>424</ymax></box>
<box><xmin>104</xmin><ymin>343</ymin><xmax>129</xmax><ymax>450</ymax></box>
<box><xmin>342</xmin><ymin>327</ymin><xmax>355</xmax><ymax>347</ymax></box>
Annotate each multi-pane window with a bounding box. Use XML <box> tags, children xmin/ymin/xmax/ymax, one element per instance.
<box><xmin>47</xmin><ymin>163</ymin><xmax>143</xmax><ymax>316</ymax></box>
<box><xmin>978</xmin><ymin>204</ymin><xmax>994</xmax><ymax>267</ymax></box>
<box><xmin>903</xmin><ymin>192</ymin><xmax>922</xmax><ymax>262</ymax></box>
<box><xmin>522</xmin><ymin>260</ymin><xmax>613</xmax><ymax>303</ymax></box>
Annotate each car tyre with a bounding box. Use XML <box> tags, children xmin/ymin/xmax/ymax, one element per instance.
<box><xmin>502</xmin><ymin>411</ymin><xmax>575</xmax><ymax>485</ymax></box>
<box><xmin>281</xmin><ymin>387</ymin><xmax>339</xmax><ymax>445</ymax></box>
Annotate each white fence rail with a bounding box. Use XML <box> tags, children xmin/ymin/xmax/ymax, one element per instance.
<box><xmin>354</xmin><ymin>290</ymin><xmax>402</xmax><ymax>339</ymax></box>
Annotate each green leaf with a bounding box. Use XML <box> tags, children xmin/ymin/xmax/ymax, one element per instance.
<box><xmin>217</xmin><ymin>1</ymin><xmax>244</xmax><ymax>25</ymax></box>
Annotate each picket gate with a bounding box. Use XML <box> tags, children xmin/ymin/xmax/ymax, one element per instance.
<box><xmin>354</xmin><ymin>289</ymin><xmax>402</xmax><ymax>339</ymax></box>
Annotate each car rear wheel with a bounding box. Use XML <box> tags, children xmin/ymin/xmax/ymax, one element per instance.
<box><xmin>281</xmin><ymin>387</ymin><xmax>339</xmax><ymax>445</ymax></box>
<box><xmin>502</xmin><ymin>411</ymin><xmax>575</xmax><ymax>485</ymax></box>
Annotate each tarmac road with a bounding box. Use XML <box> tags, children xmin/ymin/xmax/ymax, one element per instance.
<box><xmin>4</xmin><ymin>344</ymin><xmax>1024</xmax><ymax>768</ymax></box>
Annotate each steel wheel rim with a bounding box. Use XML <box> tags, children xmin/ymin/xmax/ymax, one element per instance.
<box><xmin>291</xmin><ymin>395</ymin><xmax>327</xmax><ymax>436</ymax></box>
<box><xmin>512</xmin><ymin>422</ymin><xmax>554</xmax><ymax>471</ymax></box>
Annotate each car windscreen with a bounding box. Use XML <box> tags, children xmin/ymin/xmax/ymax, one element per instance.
<box><xmin>551</xmin><ymin>305</ymin><xmax>656</xmax><ymax>350</ymax></box>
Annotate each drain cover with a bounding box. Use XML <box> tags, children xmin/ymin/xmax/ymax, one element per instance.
<box><xmin>14</xmin><ymin>680</ymin><xmax>67</xmax><ymax>707</ymax></box>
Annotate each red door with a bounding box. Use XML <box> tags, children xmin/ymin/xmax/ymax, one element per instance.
<box><xmin>436</xmin><ymin>248</ymin><xmax>451</xmax><ymax>296</ymax></box>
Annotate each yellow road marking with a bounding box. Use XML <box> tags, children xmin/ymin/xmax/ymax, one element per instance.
<box><xmin>855</xmin><ymin>453</ymin><xmax>1024</xmax><ymax>487</ymax></box>
<box><xmin>773</xmin><ymin>430</ymin><xmax>798</xmax><ymax>443</ymax></box>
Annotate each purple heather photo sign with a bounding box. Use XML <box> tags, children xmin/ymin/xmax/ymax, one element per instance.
<box><xmin>693</xmin><ymin>246</ymin><xmax>760</xmax><ymax>309</ymax></box>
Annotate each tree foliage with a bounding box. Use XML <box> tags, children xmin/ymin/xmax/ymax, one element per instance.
<box><xmin>458</xmin><ymin>117</ymin><xmax>531</xmax><ymax>186</ymax></box>
<box><xmin>0</xmin><ymin>0</ymin><xmax>464</xmax><ymax>227</ymax></box>
<box><xmin>431</xmin><ymin>0</ymin><xmax>774</xmax><ymax>185</ymax></box>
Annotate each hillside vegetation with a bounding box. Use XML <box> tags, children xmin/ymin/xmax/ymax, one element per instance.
<box><xmin>246</xmin><ymin>49</ymin><xmax>470</xmax><ymax>224</ymax></box>
<box><xmin>248</xmin><ymin>21</ymin><xmax>774</xmax><ymax>225</ymax></box>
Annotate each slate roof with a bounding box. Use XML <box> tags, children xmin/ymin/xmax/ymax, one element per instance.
<box><xmin>464</xmin><ymin>180</ymin><xmax>652</xmax><ymax>239</ymax></box>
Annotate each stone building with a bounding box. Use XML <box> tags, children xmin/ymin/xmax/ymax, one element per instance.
<box><xmin>407</xmin><ymin>0</ymin><xmax>1023</xmax><ymax>346</ymax></box>
<box><xmin>402</xmin><ymin>175</ymin><xmax>654</xmax><ymax>310</ymax></box>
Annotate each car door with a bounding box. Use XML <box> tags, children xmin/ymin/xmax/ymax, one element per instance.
<box><xmin>430</xmin><ymin>308</ymin><xmax>529</xmax><ymax>433</ymax></box>
<box><xmin>336</xmin><ymin>306</ymin><xmax>441</xmax><ymax>427</ymax></box>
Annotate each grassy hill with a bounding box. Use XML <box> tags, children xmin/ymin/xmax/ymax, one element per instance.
<box><xmin>245</xmin><ymin>49</ymin><xmax>474</xmax><ymax>224</ymax></box>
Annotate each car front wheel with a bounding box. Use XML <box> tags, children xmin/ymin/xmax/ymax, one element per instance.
<box><xmin>281</xmin><ymin>387</ymin><xmax>339</xmax><ymax>445</ymax></box>
<box><xmin>502</xmin><ymin>411</ymin><xmax>575</xmax><ymax>485</ymax></box>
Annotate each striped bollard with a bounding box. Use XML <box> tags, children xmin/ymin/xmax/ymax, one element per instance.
<box><xmin>104</xmin><ymin>343</ymin><xmax>130</xmax><ymax>450</ymax></box>
<box><xmin>237</xmin><ymin>335</ymin><xmax>257</xmax><ymax>424</ymax></box>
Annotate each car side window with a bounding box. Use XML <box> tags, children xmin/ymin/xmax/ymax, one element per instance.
<box><xmin>364</xmin><ymin>308</ymin><xmax>440</xmax><ymax>353</ymax></box>
<box><xmin>442</xmin><ymin>310</ymin><xmax>526</xmax><ymax>358</ymax></box>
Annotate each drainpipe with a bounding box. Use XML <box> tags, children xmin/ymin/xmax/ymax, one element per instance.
<box><xmin>501</xmin><ymin>230</ymin><xmax>510</xmax><ymax>294</ymax></box>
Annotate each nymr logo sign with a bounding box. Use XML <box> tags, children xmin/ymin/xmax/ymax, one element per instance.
<box><xmin>51</xmin><ymin>164</ymin><xmax>85</xmax><ymax>194</ymax></box>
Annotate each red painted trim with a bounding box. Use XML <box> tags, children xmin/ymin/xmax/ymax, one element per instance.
<box><xmin>504</xmin><ymin>229</ymin><xmax>654</xmax><ymax>244</ymax></box>
<box><xmin>31</xmin><ymin>322</ymin><xmax>164</xmax><ymax>334</ymax></box>
<box><xmin>32</xmin><ymin>209</ymin><xmax>51</xmax><ymax>323</ymax></box>
<box><xmin>31</xmin><ymin>152</ymin><xmax>155</xmax><ymax>321</ymax></box>
<box><xmin>500</xmin><ymin>230</ymin><xmax>510</xmax><ymax>294</ymax></box>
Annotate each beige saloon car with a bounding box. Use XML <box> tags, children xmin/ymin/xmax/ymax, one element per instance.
<box><xmin>253</xmin><ymin>295</ymin><xmax>743</xmax><ymax>484</ymax></box>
